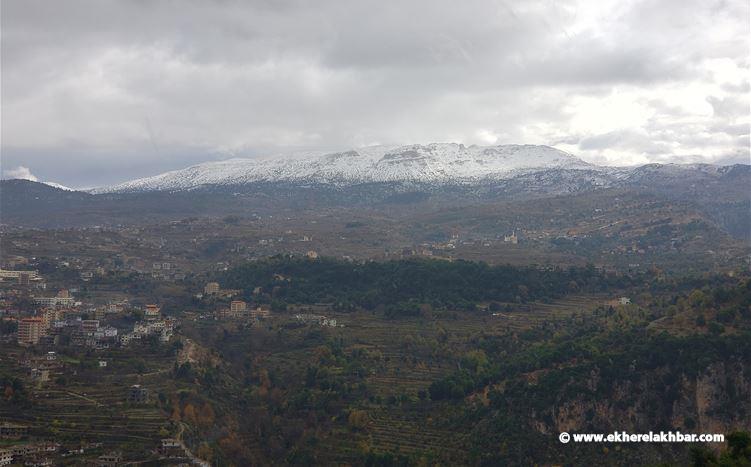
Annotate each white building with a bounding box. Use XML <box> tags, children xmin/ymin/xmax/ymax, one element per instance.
<box><xmin>34</xmin><ymin>296</ymin><xmax>75</xmax><ymax>308</ymax></box>
<box><xmin>0</xmin><ymin>448</ymin><xmax>12</xmax><ymax>466</ymax></box>
<box><xmin>0</xmin><ymin>269</ymin><xmax>40</xmax><ymax>281</ymax></box>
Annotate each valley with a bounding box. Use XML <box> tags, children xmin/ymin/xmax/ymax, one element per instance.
<box><xmin>0</xmin><ymin>148</ymin><xmax>749</xmax><ymax>466</ymax></box>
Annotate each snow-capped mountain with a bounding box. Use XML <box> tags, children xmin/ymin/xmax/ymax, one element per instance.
<box><xmin>3</xmin><ymin>149</ymin><xmax>747</xmax><ymax>231</ymax></box>
<box><xmin>42</xmin><ymin>181</ymin><xmax>75</xmax><ymax>191</ymax></box>
<box><xmin>93</xmin><ymin>144</ymin><xmax>601</xmax><ymax>193</ymax></box>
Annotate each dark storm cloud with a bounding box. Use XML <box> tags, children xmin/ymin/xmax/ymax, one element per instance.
<box><xmin>1</xmin><ymin>0</ymin><xmax>748</xmax><ymax>187</ymax></box>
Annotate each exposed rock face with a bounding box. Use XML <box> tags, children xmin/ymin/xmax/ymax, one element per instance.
<box><xmin>545</xmin><ymin>360</ymin><xmax>751</xmax><ymax>437</ymax></box>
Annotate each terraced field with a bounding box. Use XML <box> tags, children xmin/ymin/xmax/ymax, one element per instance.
<box><xmin>364</xmin><ymin>405</ymin><xmax>469</xmax><ymax>462</ymax></box>
<box><xmin>253</xmin><ymin>295</ymin><xmax>605</xmax><ymax>463</ymax></box>
<box><xmin>326</xmin><ymin>295</ymin><xmax>604</xmax><ymax>392</ymax></box>
<box><xmin>0</xmin><ymin>294</ymin><xmax>610</xmax><ymax>464</ymax></box>
<box><xmin>0</xmin><ymin>348</ymin><xmax>176</xmax><ymax>457</ymax></box>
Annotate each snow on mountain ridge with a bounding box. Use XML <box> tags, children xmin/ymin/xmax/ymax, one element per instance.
<box><xmin>41</xmin><ymin>181</ymin><xmax>75</xmax><ymax>191</ymax></box>
<box><xmin>93</xmin><ymin>144</ymin><xmax>597</xmax><ymax>193</ymax></box>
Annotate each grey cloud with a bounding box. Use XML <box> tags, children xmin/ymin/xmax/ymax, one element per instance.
<box><xmin>707</xmin><ymin>95</ymin><xmax>749</xmax><ymax>118</ymax></box>
<box><xmin>579</xmin><ymin>130</ymin><xmax>672</xmax><ymax>155</ymax></box>
<box><xmin>708</xmin><ymin>123</ymin><xmax>749</xmax><ymax>137</ymax></box>
<box><xmin>1</xmin><ymin>0</ymin><xmax>749</xmax><ymax>187</ymax></box>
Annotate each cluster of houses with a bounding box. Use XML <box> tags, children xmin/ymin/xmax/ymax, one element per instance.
<box><xmin>200</xmin><ymin>282</ymin><xmax>241</xmax><ymax>299</ymax></box>
<box><xmin>12</xmin><ymin>293</ymin><xmax>174</xmax><ymax>350</ymax></box>
<box><xmin>2</xmin><ymin>260</ymin><xmax>180</xmax><ymax>354</ymax></box>
<box><xmin>191</xmin><ymin>301</ymin><xmax>271</xmax><ymax>323</ymax></box>
<box><xmin>150</xmin><ymin>261</ymin><xmax>187</xmax><ymax>281</ymax></box>
<box><xmin>396</xmin><ymin>230</ymin><xmax>523</xmax><ymax>259</ymax></box>
<box><xmin>120</xmin><ymin>305</ymin><xmax>174</xmax><ymax>345</ymax></box>
<box><xmin>196</xmin><ymin>283</ymin><xmax>272</xmax><ymax>323</ymax></box>
<box><xmin>214</xmin><ymin>300</ymin><xmax>271</xmax><ymax>321</ymax></box>
<box><xmin>0</xmin><ymin>440</ymin><xmax>59</xmax><ymax>467</ymax></box>
<box><xmin>0</xmin><ymin>426</ymin><xmax>209</xmax><ymax>467</ymax></box>
<box><xmin>159</xmin><ymin>438</ymin><xmax>211</xmax><ymax>466</ymax></box>
<box><xmin>0</xmin><ymin>268</ymin><xmax>43</xmax><ymax>287</ymax></box>
<box><xmin>23</xmin><ymin>351</ymin><xmax>63</xmax><ymax>385</ymax></box>
<box><xmin>24</xmin><ymin>315</ymin><xmax>120</xmax><ymax>349</ymax></box>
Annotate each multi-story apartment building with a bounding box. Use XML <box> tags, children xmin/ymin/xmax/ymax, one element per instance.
<box><xmin>18</xmin><ymin>317</ymin><xmax>44</xmax><ymax>345</ymax></box>
<box><xmin>230</xmin><ymin>300</ymin><xmax>247</xmax><ymax>313</ymax></box>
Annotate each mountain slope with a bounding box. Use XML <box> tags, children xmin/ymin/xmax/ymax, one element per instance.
<box><xmin>93</xmin><ymin>144</ymin><xmax>597</xmax><ymax>193</ymax></box>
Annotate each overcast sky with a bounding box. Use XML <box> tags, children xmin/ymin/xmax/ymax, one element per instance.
<box><xmin>2</xmin><ymin>0</ymin><xmax>749</xmax><ymax>188</ymax></box>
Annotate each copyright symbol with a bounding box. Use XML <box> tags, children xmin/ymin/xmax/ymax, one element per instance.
<box><xmin>559</xmin><ymin>432</ymin><xmax>571</xmax><ymax>444</ymax></box>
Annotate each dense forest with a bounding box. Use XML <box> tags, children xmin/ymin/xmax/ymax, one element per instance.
<box><xmin>221</xmin><ymin>256</ymin><xmax>641</xmax><ymax>312</ymax></box>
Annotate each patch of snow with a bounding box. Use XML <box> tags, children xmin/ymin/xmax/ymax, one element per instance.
<box><xmin>42</xmin><ymin>181</ymin><xmax>76</xmax><ymax>191</ymax></box>
<box><xmin>92</xmin><ymin>143</ymin><xmax>601</xmax><ymax>193</ymax></box>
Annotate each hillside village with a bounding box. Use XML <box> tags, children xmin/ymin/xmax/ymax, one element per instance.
<box><xmin>0</xmin><ymin>250</ymin><xmax>367</xmax><ymax>465</ymax></box>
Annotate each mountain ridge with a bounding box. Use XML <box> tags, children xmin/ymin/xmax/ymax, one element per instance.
<box><xmin>1</xmin><ymin>144</ymin><xmax>748</xmax><ymax>237</ymax></box>
<box><xmin>89</xmin><ymin>143</ymin><xmax>748</xmax><ymax>195</ymax></box>
<box><xmin>92</xmin><ymin>143</ymin><xmax>602</xmax><ymax>193</ymax></box>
